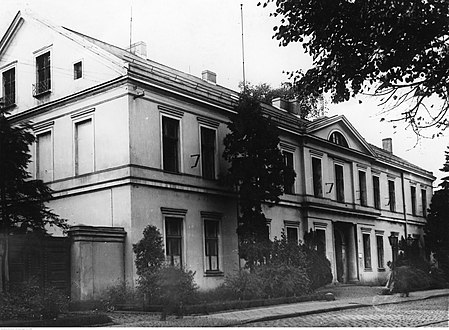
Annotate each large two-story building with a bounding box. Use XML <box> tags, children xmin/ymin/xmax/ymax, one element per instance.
<box><xmin>0</xmin><ymin>11</ymin><xmax>434</xmax><ymax>301</ymax></box>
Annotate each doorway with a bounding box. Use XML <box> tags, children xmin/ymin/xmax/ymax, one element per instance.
<box><xmin>333</xmin><ymin>222</ymin><xmax>358</xmax><ymax>283</ymax></box>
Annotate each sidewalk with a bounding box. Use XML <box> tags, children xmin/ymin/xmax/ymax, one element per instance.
<box><xmin>195</xmin><ymin>285</ymin><xmax>449</xmax><ymax>325</ymax></box>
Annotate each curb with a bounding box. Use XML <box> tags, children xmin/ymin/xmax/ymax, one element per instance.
<box><xmin>235</xmin><ymin>292</ymin><xmax>449</xmax><ymax>325</ymax></box>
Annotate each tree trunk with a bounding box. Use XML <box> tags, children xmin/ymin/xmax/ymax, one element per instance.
<box><xmin>0</xmin><ymin>233</ymin><xmax>8</xmax><ymax>293</ymax></box>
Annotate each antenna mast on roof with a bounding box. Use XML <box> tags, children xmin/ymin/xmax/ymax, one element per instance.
<box><xmin>129</xmin><ymin>4</ymin><xmax>133</xmax><ymax>49</ymax></box>
<box><xmin>240</xmin><ymin>4</ymin><xmax>246</xmax><ymax>91</ymax></box>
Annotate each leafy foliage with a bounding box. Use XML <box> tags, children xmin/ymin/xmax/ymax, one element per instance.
<box><xmin>0</xmin><ymin>113</ymin><xmax>67</xmax><ymax>233</ymax></box>
<box><xmin>222</xmin><ymin>93</ymin><xmax>296</xmax><ymax>267</ymax></box>
<box><xmin>132</xmin><ymin>225</ymin><xmax>165</xmax><ymax>276</ymax></box>
<box><xmin>259</xmin><ymin>0</ymin><xmax>449</xmax><ymax>134</ymax></box>
<box><xmin>0</xmin><ymin>283</ymin><xmax>69</xmax><ymax>321</ymax></box>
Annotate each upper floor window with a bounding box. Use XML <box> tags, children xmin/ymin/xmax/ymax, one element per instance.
<box><xmin>34</xmin><ymin>51</ymin><xmax>51</xmax><ymax>96</ymax></box>
<box><xmin>329</xmin><ymin>131</ymin><xmax>348</xmax><ymax>148</ymax></box>
<box><xmin>162</xmin><ymin>116</ymin><xmax>180</xmax><ymax>173</ymax></box>
<box><xmin>2</xmin><ymin>67</ymin><xmax>15</xmax><ymax>107</ymax></box>
<box><xmin>359</xmin><ymin>170</ymin><xmax>367</xmax><ymax>206</ymax></box>
<box><xmin>411</xmin><ymin>186</ymin><xmax>417</xmax><ymax>216</ymax></box>
<box><xmin>335</xmin><ymin>164</ymin><xmax>345</xmax><ymax>202</ymax></box>
<box><xmin>312</xmin><ymin>157</ymin><xmax>323</xmax><ymax>197</ymax></box>
<box><xmin>421</xmin><ymin>189</ymin><xmax>427</xmax><ymax>217</ymax></box>
<box><xmin>74</xmin><ymin>118</ymin><xmax>94</xmax><ymax>175</ymax></box>
<box><xmin>388</xmin><ymin>179</ymin><xmax>396</xmax><ymax>212</ymax></box>
<box><xmin>200</xmin><ymin>126</ymin><xmax>216</xmax><ymax>180</ymax></box>
<box><xmin>36</xmin><ymin>130</ymin><xmax>53</xmax><ymax>182</ymax></box>
<box><xmin>74</xmin><ymin>61</ymin><xmax>82</xmax><ymax>80</ymax></box>
<box><xmin>373</xmin><ymin>176</ymin><xmax>381</xmax><ymax>210</ymax></box>
<box><xmin>283</xmin><ymin>151</ymin><xmax>295</xmax><ymax>194</ymax></box>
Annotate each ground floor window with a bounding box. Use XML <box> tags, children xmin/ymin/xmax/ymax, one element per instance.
<box><xmin>376</xmin><ymin>235</ymin><xmax>384</xmax><ymax>269</ymax></box>
<box><xmin>286</xmin><ymin>226</ymin><xmax>299</xmax><ymax>243</ymax></box>
<box><xmin>363</xmin><ymin>233</ymin><xmax>372</xmax><ymax>269</ymax></box>
<box><xmin>316</xmin><ymin>229</ymin><xmax>326</xmax><ymax>256</ymax></box>
<box><xmin>204</xmin><ymin>220</ymin><xmax>219</xmax><ymax>271</ymax></box>
<box><xmin>165</xmin><ymin>217</ymin><xmax>183</xmax><ymax>267</ymax></box>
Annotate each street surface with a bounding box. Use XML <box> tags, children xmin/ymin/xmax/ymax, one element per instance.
<box><xmin>245</xmin><ymin>296</ymin><xmax>449</xmax><ymax>327</ymax></box>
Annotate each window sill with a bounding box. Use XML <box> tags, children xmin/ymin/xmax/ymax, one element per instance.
<box><xmin>33</xmin><ymin>89</ymin><xmax>51</xmax><ymax>98</ymax></box>
<box><xmin>378</xmin><ymin>268</ymin><xmax>386</xmax><ymax>272</ymax></box>
<box><xmin>364</xmin><ymin>268</ymin><xmax>373</xmax><ymax>272</ymax></box>
<box><xmin>204</xmin><ymin>271</ymin><xmax>224</xmax><ymax>277</ymax></box>
<box><xmin>1</xmin><ymin>103</ymin><xmax>16</xmax><ymax>110</ymax></box>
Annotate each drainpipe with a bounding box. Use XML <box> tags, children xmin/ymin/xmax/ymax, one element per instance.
<box><xmin>401</xmin><ymin>173</ymin><xmax>408</xmax><ymax>239</ymax></box>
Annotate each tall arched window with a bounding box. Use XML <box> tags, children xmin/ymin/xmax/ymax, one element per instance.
<box><xmin>329</xmin><ymin>131</ymin><xmax>349</xmax><ymax>147</ymax></box>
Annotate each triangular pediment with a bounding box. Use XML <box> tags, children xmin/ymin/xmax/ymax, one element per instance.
<box><xmin>306</xmin><ymin>115</ymin><xmax>376</xmax><ymax>157</ymax></box>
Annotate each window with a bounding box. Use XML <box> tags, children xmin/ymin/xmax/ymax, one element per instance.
<box><xmin>75</xmin><ymin>118</ymin><xmax>94</xmax><ymax>175</ymax></box>
<box><xmin>283</xmin><ymin>151</ymin><xmax>295</xmax><ymax>194</ymax></box>
<box><xmin>335</xmin><ymin>164</ymin><xmax>345</xmax><ymax>202</ymax></box>
<box><xmin>421</xmin><ymin>189</ymin><xmax>427</xmax><ymax>217</ymax></box>
<box><xmin>363</xmin><ymin>233</ymin><xmax>372</xmax><ymax>269</ymax></box>
<box><xmin>200</xmin><ymin>127</ymin><xmax>216</xmax><ymax>179</ymax></box>
<box><xmin>359</xmin><ymin>170</ymin><xmax>367</xmax><ymax>206</ymax></box>
<box><xmin>286</xmin><ymin>226</ymin><xmax>299</xmax><ymax>243</ymax></box>
<box><xmin>376</xmin><ymin>235</ymin><xmax>384</xmax><ymax>269</ymax></box>
<box><xmin>73</xmin><ymin>61</ymin><xmax>82</xmax><ymax>79</ymax></box>
<box><xmin>411</xmin><ymin>186</ymin><xmax>417</xmax><ymax>216</ymax></box>
<box><xmin>162</xmin><ymin>116</ymin><xmax>180</xmax><ymax>172</ymax></box>
<box><xmin>204</xmin><ymin>220</ymin><xmax>219</xmax><ymax>271</ymax></box>
<box><xmin>34</xmin><ymin>51</ymin><xmax>51</xmax><ymax>96</ymax></box>
<box><xmin>388</xmin><ymin>179</ymin><xmax>396</xmax><ymax>212</ymax></box>
<box><xmin>2</xmin><ymin>67</ymin><xmax>15</xmax><ymax>107</ymax></box>
<box><xmin>316</xmin><ymin>229</ymin><xmax>326</xmax><ymax>256</ymax></box>
<box><xmin>373</xmin><ymin>176</ymin><xmax>380</xmax><ymax>210</ymax></box>
<box><xmin>329</xmin><ymin>131</ymin><xmax>349</xmax><ymax>147</ymax></box>
<box><xmin>36</xmin><ymin>131</ymin><xmax>52</xmax><ymax>182</ymax></box>
<box><xmin>165</xmin><ymin>217</ymin><xmax>183</xmax><ymax>267</ymax></box>
<box><xmin>312</xmin><ymin>157</ymin><xmax>322</xmax><ymax>197</ymax></box>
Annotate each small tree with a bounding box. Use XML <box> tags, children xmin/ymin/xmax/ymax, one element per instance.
<box><xmin>0</xmin><ymin>110</ymin><xmax>67</xmax><ymax>292</ymax></box>
<box><xmin>223</xmin><ymin>92</ymin><xmax>296</xmax><ymax>268</ymax></box>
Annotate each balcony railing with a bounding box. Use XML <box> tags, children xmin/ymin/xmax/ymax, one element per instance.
<box><xmin>0</xmin><ymin>94</ymin><xmax>15</xmax><ymax>108</ymax></box>
<box><xmin>32</xmin><ymin>78</ymin><xmax>51</xmax><ymax>97</ymax></box>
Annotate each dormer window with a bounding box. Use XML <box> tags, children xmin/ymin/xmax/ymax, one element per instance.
<box><xmin>33</xmin><ymin>51</ymin><xmax>51</xmax><ymax>96</ymax></box>
<box><xmin>329</xmin><ymin>131</ymin><xmax>348</xmax><ymax>148</ymax></box>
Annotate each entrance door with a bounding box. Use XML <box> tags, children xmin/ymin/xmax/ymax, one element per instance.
<box><xmin>333</xmin><ymin>222</ymin><xmax>358</xmax><ymax>283</ymax></box>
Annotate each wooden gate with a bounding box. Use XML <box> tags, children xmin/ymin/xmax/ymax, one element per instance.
<box><xmin>8</xmin><ymin>234</ymin><xmax>71</xmax><ymax>295</ymax></box>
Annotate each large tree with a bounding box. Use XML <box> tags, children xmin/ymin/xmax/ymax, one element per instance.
<box><xmin>223</xmin><ymin>92</ymin><xmax>296</xmax><ymax>267</ymax></box>
<box><xmin>425</xmin><ymin>147</ymin><xmax>449</xmax><ymax>280</ymax></box>
<box><xmin>0</xmin><ymin>110</ymin><xmax>67</xmax><ymax>292</ymax></box>
<box><xmin>259</xmin><ymin>0</ymin><xmax>449</xmax><ymax>135</ymax></box>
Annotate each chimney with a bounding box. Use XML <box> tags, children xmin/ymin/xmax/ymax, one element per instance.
<box><xmin>288</xmin><ymin>99</ymin><xmax>301</xmax><ymax>115</ymax></box>
<box><xmin>382</xmin><ymin>138</ymin><xmax>393</xmax><ymax>153</ymax></box>
<box><xmin>128</xmin><ymin>41</ymin><xmax>147</xmax><ymax>58</ymax></box>
<box><xmin>201</xmin><ymin>70</ymin><xmax>217</xmax><ymax>84</ymax></box>
<box><xmin>272</xmin><ymin>97</ymin><xmax>289</xmax><ymax>111</ymax></box>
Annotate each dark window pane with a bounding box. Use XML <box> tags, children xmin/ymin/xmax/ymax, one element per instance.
<box><xmin>359</xmin><ymin>171</ymin><xmax>367</xmax><ymax>206</ymax></box>
<box><xmin>329</xmin><ymin>132</ymin><xmax>348</xmax><ymax>147</ymax></box>
<box><xmin>411</xmin><ymin>186</ymin><xmax>417</xmax><ymax>215</ymax></box>
<box><xmin>165</xmin><ymin>217</ymin><xmax>182</xmax><ymax>267</ymax></box>
<box><xmin>286</xmin><ymin>227</ymin><xmax>298</xmax><ymax>243</ymax></box>
<box><xmin>316</xmin><ymin>229</ymin><xmax>326</xmax><ymax>256</ymax></box>
<box><xmin>376</xmin><ymin>235</ymin><xmax>384</xmax><ymax>268</ymax></box>
<box><xmin>388</xmin><ymin>180</ymin><xmax>396</xmax><ymax>212</ymax></box>
<box><xmin>363</xmin><ymin>233</ymin><xmax>372</xmax><ymax>269</ymax></box>
<box><xmin>335</xmin><ymin>164</ymin><xmax>345</xmax><ymax>202</ymax></box>
<box><xmin>373</xmin><ymin>176</ymin><xmax>380</xmax><ymax>209</ymax></box>
<box><xmin>2</xmin><ymin>67</ymin><xmax>15</xmax><ymax>106</ymax></box>
<box><xmin>162</xmin><ymin>117</ymin><xmax>179</xmax><ymax>172</ymax></box>
<box><xmin>204</xmin><ymin>220</ymin><xmax>219</xmax><ymax>271</ymax></box>
<box><xmin>312</xmin><ymin>157</ymin><xmax>322</xmax><ymax>197</ymax></box>
<box><xmin>283</xmin><ymin>151</ymin><xmax>295</xmax><ymax>194</ymax></box>
<box><xmin>201</xmin><ymin>127</ymin><xmax>216</xmax><ymax>179</ymax></box>
<box><xmin>421</xmin><ymin>189</ymin><xmax>427</xmax><ymax>217</ymax></box>
<box><xmin>74</xmin><ymin>61</ymin><xmax>82</xmax><ymax>79</ymax></box>
<box><xmin>36</xmin><ymin>52</ymin><xmax>51</xmax><ymax>94</ymax></box>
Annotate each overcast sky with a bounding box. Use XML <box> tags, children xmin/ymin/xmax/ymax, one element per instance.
<box><xmin>1</xmin><ymin>0</ymin><xmax>447</xmax><ymax>185</ymax></box>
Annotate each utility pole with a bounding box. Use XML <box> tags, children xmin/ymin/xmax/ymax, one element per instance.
<box><xmin>240</xmin><ymin>4</ymin><xmax>246</xmax><ymax>90</ymax></box>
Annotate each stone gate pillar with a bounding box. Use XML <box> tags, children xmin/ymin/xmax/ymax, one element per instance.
<box><xmin>68</xmin><ymin>226</ymin><xmax>126</xmax><ymax>301</ymax></box>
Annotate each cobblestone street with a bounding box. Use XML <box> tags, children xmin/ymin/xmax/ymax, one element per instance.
<box><xmin>245</xmin><ymin>296</ymin><xmax>449</xmax><ymax>327</ymax></box>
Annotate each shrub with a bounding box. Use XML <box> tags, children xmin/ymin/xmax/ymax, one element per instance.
<box><xmin>256</xmin><ymin>263</ymin><xmax>310</xmax><ymax>298</ymax></box>
<box><xmin>0</xmin><ymin>283</ymin><xmax>69</xmax><ymax>321</ymax></box>
<box><xmin>221</xmin><ymin>270</ymin><xmax>264</xmax><ymax>300</ymax></box>
<box><xmin>156</xmin><ymin>266</ymin><xmax>198</xmax><ymax>320</ymax></box>
<box><xmin>133</xmin><ymin>225</ymin><xmax>165</xmax><ymax>276</ymax></box>
<box><xmin>100</xmin><ymin>280</ymin><xmax>140</xmax><ymax>311</ymax></box>
<box><xmin>302</xmin><ymin>246</ymin><xmax>333</xmax><ymax>290</ymax></box>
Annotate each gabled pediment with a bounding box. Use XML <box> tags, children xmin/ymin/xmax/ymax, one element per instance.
<box><xmin>306</xmin><ymin>115</ymin><xmax>376</xmax><ymax>157</ymax></box>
